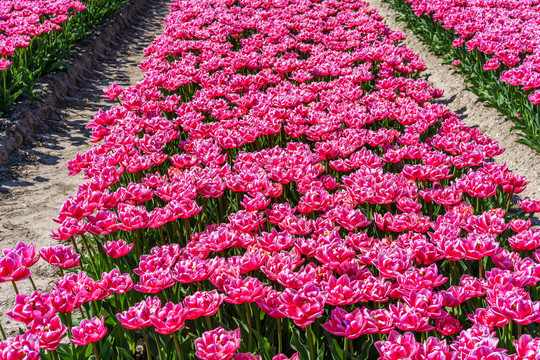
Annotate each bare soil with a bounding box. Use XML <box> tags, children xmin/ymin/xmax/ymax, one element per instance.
<box><xmin>0</xmin><ymin>0</ymin><xmax>170</xmax><ymax>337</ymax></box>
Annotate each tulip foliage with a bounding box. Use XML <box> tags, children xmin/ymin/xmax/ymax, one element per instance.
<box><xmin>0</xmin><ymin>0</ymin><xmax>128</xmax><ymax>114</ymax></box>
<box><xmin>2</xmin><ymin>0</ymin><xmax>540</xmax><ymax>359</ymax></box>
<box><xmin>386</xmin><ymin>0</ymin><xmax>540</xmax><ymax>152</ymax></box>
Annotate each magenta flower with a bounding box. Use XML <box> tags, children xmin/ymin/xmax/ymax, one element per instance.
<box><xmin>101</xmin><ymin>239</ymin><xmax>134</xmax><ymax>258</ymax></box>
<box><xmin>322</xmin><ymin>307</ymin><xmax>377</xmax><ymax>339</ymax></box>
<box><xmin>150</xmin><ymin>302</ymin><xmax>186</xmax><ymax>334</ymax></box>
<box><xmin>272</xmin><ymin>354</ymin><xmax>299</xmax><ymax>360</ymax></box>
<box><xmin>6</xmin><ymin>291</ymin><xmax>54</xmax><ymax>326</ymax></box>
<box><xmin>223</xmin><ymin>276</ymin><xmax>268</xmax><ymax>304</ymax></box>
<box><xmin>234</xmin><ymin>354</ymin><xmax>261</xmax><ymax>360</ymax></box>
<box><xmin>183</xmin><ymin>290</ymin><xmax>225</xmax><ymax>320</ymax></box>
<box><xmin>0</xmin><ymin>251</ymin><xmax>31</xmax><ymax>282</ymax></box>
<box><xmin>117</xmin><ymin>296</ymin><xmax>161</xmax><ymax>330</ymax></box>
<box><xmin>0</xmin><ymin>332</ymin><xmax>40</xmax><ymax>360</ymax></box>
<box><xmin>0</xmin><ymin>58</ymin><xmax>13</xmax><ymax>71</ymax></box>
<box><xmin>98</xmin><ymin>268</ymin><xmax>133</xmax><ymax>294</ymax></box>
<box><xmin>40</xmin><ymin>244</ymin><xmax>81</xmax><ymax>269</ymax></box>
<box><xmin>71</xmin><ymin>316</ymin><xmax>107</xmax><ymax>346</ymax></box>
<box><xmin>278</xmin><ymin>283</ymin><xmax>327</xmax><ymax>328</ymax></box>
<box><xmin>5</xmin><ymin>242</ymin><xmax>39</xmax><ymax>268</ymax></box>
<box><xmin>194</xmin><ymin>327</ymin><xmax>241</xmax><ymax>360</ymax></box>
<box><xmin>29</xmin><ymin>315</ymin><xmax>68</xmax><ymax>351</ymax></box>
<box><xmin>375</xmin><ymin>330</ymin><xmax>420</xmax><ymax>360</ymax></box>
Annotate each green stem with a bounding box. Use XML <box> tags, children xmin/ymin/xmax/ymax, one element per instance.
<box><xmin>11</xmin><ymin>281</ymin><xmax>19</xmax><ymax>295</ymax></box>
<box><xmin>205</xmin><ymin>316</ymin><xmax>213</xmax><ymax>331</ymax></box>
<box><xmin>479</xmin><ymin>257</ymin><xmax>484</xmax><ymax>279</ymax></box>
<box><xmin>135</xmin><ymin>229</ymin><xmax>142</xmax><ymax>258</ymax></box>
<box><xmin>277</xmin><ymin>318</ymin><xmax>283</xmax><ymax>355</ymax></box>
<box><xmin>114</xmin><ymin>293</ymin><xmax>121</xmax><ymax>314</ymax></box>
<box><xmin>184</xmin><ymin>218</ymin><xmax>191</xmax><ymax>240</ymax></box>
<box><xmin>172</xmin><ymin>333</ymin><xmax>184</xmax><ymax>360</ymax></box>
<box><xmin>307</xmin><ymin>324</ymin><xmax>316</xmax><ymax>360</ymax></box>
<box><xmin>28</xmin><ymin>275</ymin><xmax>37</xmax><ymax>291</ymax></box>
<box><xmin>244</xmin><ymin>303</ymin><xmax>253</xmax><ymax>352</ymax></box>
<box><xmin>142</xmin><ymin>328</ymin><xmax>152</xmax><ymax>360</ymax></box>
<box><xmin>0</xmin><ymin>323</ymin><xmax>6</xmax><ymax>340</ymax></box>
<box><xmin>254</xmin><ymin>305</ymin><xmax>261</xmax><ymax>335</ymax></box>
<box><xmin>92</xmin><ymin>342</ymin><xmax>101</xmax><ymax>360</ymax></box>
<box><xmin>67</xmin><ymin>312</ymin><xmax>76</xmax><ymax>355</ymax></box>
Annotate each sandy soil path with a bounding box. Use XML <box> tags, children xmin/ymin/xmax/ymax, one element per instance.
<box><xmin>0</xmin><ymin>0</ymin><xmax>170</xmax><ymax>337</ymax></box>
<box><xmin>366</xmin><ymin>0</ymin><xmax>540</xmax><ymax>201</ymax></box>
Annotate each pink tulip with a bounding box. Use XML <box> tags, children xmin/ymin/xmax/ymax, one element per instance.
<box><xmin>194</xmin><ymin>327</ymin><xmax>241</xmax><ymax>360</ymax></box>
<box><xmin>71</xmin><ymin>316</ymin><xmax>107</xmax><ymax>346</ymax></box>
<box><xmin>39</xmin><ymin>244</ymin><xmax>80</xmax><ymax>269</ymax></box>
<box><xmin>101</xmin><ymin>239</ymin><xmax>133</xmax><ymax>258</ymax></box>
<box><xmin>150</xmin><ymin>302</ymin><xmax>186</xmax><ymax>334</ymax></box>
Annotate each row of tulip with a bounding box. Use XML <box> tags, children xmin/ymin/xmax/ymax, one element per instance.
<box><xmin>0</xmin><ymin>0</ymin><xmax>128</xmax><ymax>114</ymax></box>
<box><xmin>385</xmin><ymin>0</ymin><xmax>540</xmax><ymax>152</ymax></box>
<box><xmin>2</xmin><ymin>0</ymin><xmax>540</xmax><ymax>358</ymax></box>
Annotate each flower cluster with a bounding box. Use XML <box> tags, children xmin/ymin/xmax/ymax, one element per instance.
<box><xmin>0</xmin><ymin>0</ymin><xmax>128</xmax><ymax>112</ymax></box>
<box><xmin>3</xmin><ymin>0</ymin><xmax>540</xmax><ymax>358</ymax></box>
<box><xmin>402</xmin><ymin>0</ymin><xmax>540</xmax><ymax>103</ymax></box>
<box><xmin>0</xmin><ymin>0</ymin><xmax>87</xmax><ymax>63</ymax></box>
<box><xmin>392</xmin><ymin>0</ymin><xmax>540</xmax><ymax>150</ymax></box>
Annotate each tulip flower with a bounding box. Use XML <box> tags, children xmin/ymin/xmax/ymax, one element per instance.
<box><xmin>194</xmin><ymin>327</ymin><xmax>241</xmax><ymax>360</ymax></box>
<box><xmin>71</xmin><ymin>316</ymin><xmax>107</xmax><ymax>346</ymax></box>
<box><xmin>150</xmin><ymin>302</ymin><xmax>186</xmax><ymax>335</ymax></box>
<box><xmin>0</xmin><ymin>332</ymin><xmax>40</xmax><ymax>359</ymax></box>
<box><xmin>29</xmin><ymin>315</ymin><xmax>68</xmax><ymax>351</ymax></box>
<box><xmin>39</xmin><ymin>244</ymin><xmax>81</xmax><ymax>269</ymax></box>
<box><xmin>101</xmin><ymin>239</ymin><xmax>134</xmax><ymax>258</ymax></box>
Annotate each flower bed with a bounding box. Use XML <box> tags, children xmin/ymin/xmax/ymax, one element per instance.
<box><xmin>2</xmin><ymin>0</ymin><xmax>540</xmax><ymax>358</ymax></box>
<box><xmin>0</xmin><ymin>0</ymin><xmax>128</xmax><ymax>114</ymax></box>
<box><xmin>386</xmin><ymin>0</ymin><xmax>540</xmax><ymax>152</ymax></box>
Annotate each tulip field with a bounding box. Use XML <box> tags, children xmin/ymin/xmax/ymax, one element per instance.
<box><xmin>0</xmin><ymin>0</ymin><xmax>127</xmax><ymax>114</ymax></box>
<box><xmin>387</xmin><ymin>0</ymin><xmax>540</xmax><ymax>152</ymax></box>
<box><xmin>3</xmin><ymin>0</ymin><xmax>540</xmax><ymax>359</ymax></box>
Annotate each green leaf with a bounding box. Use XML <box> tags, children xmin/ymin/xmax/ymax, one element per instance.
<box><xmin>289</xmin><ymin>326</ymin><xmax>310</xmax><ymax>360</ymax></box>
<box><xmin>117</xmin><ymin>347</ymin><xmax>134</xmax><ymax>360</ymax></box>
<box><xmin>324</xmin><ymin>336</ymin><xmax>345</xmax><ymax>360</ymax></box>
